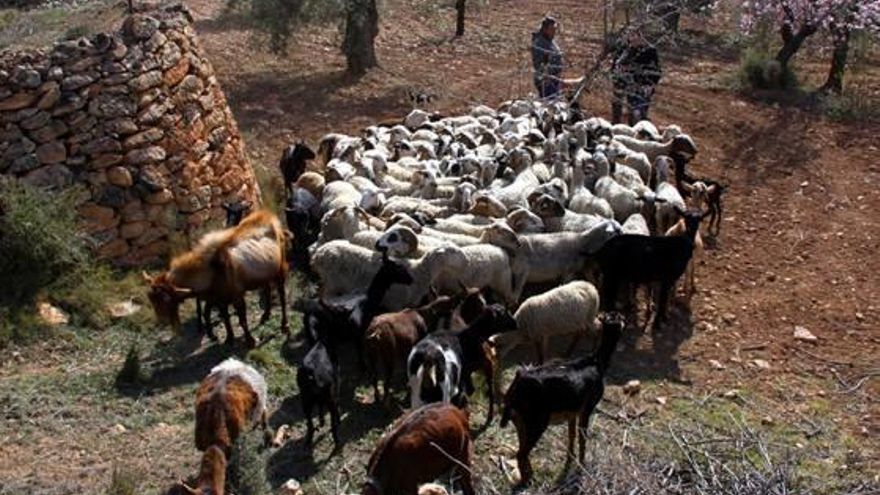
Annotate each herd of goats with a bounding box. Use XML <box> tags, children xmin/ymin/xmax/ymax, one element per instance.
<box><xmin>143</xmin><ymin>98</ymin><xmax>726</xmax><ymax>494</ymax></box>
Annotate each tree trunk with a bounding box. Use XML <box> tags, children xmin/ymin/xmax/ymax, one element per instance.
<box><xmin>821</xmin><ymin>26</ymin><xmax>851</xmax><ymax>94</ymax></box>
<box><xmin>342</xmin><ymin>0</ymin><xmax>379</xmax><ymax>76</ymax></box>
<box><xmin>775</xmin><ymin>23</ymin><xmax>816</xmax><ymax>68</ymax></box>
<box><xmin>455</xmin><ymin>0</ymin><xmax>465</xmax><ymax>37</ymax></box>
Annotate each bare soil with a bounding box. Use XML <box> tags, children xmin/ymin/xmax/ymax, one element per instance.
<box><xmin>1</xmin><ymin>0</ymin><xmax>878</xmax><ymax>494</ymax></box>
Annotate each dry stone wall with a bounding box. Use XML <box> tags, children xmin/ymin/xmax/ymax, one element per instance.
<box><xmin>0</xmin><ymin>4</ymin><xmax>260</xmax><ymax>265</ymax></box>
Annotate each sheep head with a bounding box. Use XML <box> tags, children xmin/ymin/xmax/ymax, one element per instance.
<box><xmin>671</xmin><ymin>134</ymin><xmax>697</xmax><ymax>160</ymax></box>
<box><xmin>179</xmin><ymin>445</ymin><xmax>227</xmax><ymax>495</ymax></box>
<box><xmin>479</xmin><ymin>222</ymin><xmax>521</xmax><ymax>251</ymax></box>
<box><xmin>143</xmin><ymin>272</ymin><xmax>191</xmax><ymax>332</ymax></box>
<box><xmin>375</xmin><ymin>226</ymin><xmax>419</xmax><ymax>257</ymax></box>
<box><xmin>506</xmin><ymin>208</ymin><xmax>544</xmax><ymax>234</ymax></box>
<box><xmin>468</xmin><ymin>193</ymin><xmax>507</xmax><ymax>218</ymax></box>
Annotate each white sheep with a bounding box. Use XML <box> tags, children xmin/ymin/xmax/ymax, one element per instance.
<box><xmin>493</xmin><ymin>281</ymin><xmax>601</xmax><ymax>363</ymax></box>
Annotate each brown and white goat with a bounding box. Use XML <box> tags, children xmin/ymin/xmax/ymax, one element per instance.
<box><xmin>180</xmin><ymin>358</ymin><xmax>270</xmax><ymax>495</ymax></box>
<box><xmin>144</xmin><ymin>209</ymin><xmax>290</xmax><ymax>347</ymax></box>
<box><xmin>363</xmin><ymin>403</ymin><xmax>475</xmax><ymax>495</ymax></box>
<box><xmin>364</xmin><ymin>293</ymin><xmax>462</xmax><ymax>404</ymax></box>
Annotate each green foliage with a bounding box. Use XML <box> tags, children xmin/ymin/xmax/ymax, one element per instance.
<box><xmin>822</xmin><ymin>91</ymin><xmax>880</xmax><ymax>123</ymax></box>
<box><xmin>224</xmin><ymin>0</ymin><xmax>346</xmax><ymax>53</ymax></box>
<box><xmin>0</xmin><ymin>179</ymin><xmax>91</xmax><ymax>307</ymax></box>
<box><xmin>227</xmin><ymin>433</ymin><xmax>271</xmax><ymax>495</ymax></box>
<box><xmin>115</xmin><ymin>344</ymin><xmax>143</xmax><ymax>387</ymax></box>
<box><xmin>738</xmin><ymin>49</ymin><xmax>799</xmax><ymax>91</ymax></box>
<box><xmin>61</xmin><ymin>24</ymin><xmax>90</xmax><ymax>41</ymax></box>
<box><xmin>105</xmin><ymin>466</ymin><xmax>141</xmax><ymax>495</ymax></box>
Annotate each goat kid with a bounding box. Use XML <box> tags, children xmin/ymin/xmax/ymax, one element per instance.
<box><xmin>500</xmin><ymin>312</ymin><xmax>624</xmax><ymax>487</ymax></box>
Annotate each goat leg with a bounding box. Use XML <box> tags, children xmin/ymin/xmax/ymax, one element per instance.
<box><xmin>302</xmin><ymin>397</ymin><xmax>315</xmax><ymax>446</ymax></box>
<box><xmin>566</xmin><ymin>417</ymin><xmax>577</xmax><ymax>465</ymax></box>
<box><xmin>234</xmin><ymin>297</ymin><xmax>256</xmax><ymax>348</ymax></box>
<box><xmin>580</xmin><ymin>384</ymin><xmax>603</xmax><ymax>463</ymax></box>
<box><xmin>219</xmin><ymin>305</ymin><xmax>235</xmax><ymax>346</ymax></box>
<box><xmin>258</xmin><ymin>285</ymin><xmax>272</xmax><ymax>326</ymax></box>
<box><xmin>260</xmin><ymin>408</ymin><xmax>273</xmax><ymax>448</ymax></box>
<box><xmin>458</xmin><ymin>439</ymin><xmax>476</xmax><ymax>495</ymax></box>
<box><xmin>278</xmin><ymin>275</ymin><xmax>289</xmax><ymax>337</ymax></box>
<box><xmin>513</xmin><ymin>413</ymin><xmax>547</xmax><ymax>488</ymax></box>
<box><xmin>329</xmin><ymin>398</ymin><xmax>341</xmax><ymax>451</ymax></box>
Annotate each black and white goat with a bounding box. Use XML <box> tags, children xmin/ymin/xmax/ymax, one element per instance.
<box><xmin>500</xmin><ymin>312</ymin><xmax>625</xmax><ymax>487</ymax></box>
<box><xmin>671</xmin><ymin>153</ymin><xmax>725</xmax><ymax>236</ymax></box>
<box><xmin>407</xmin><ymin>304</ymin><xmax>516</xmax><ymax>422</ymax></box>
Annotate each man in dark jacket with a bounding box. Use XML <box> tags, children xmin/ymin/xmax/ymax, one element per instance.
<box><xmin>611</xmin><ymin>30</ymin><xmax>661</xmax><ymax>124</ymax></box>
<box><xmin>532</xmin><ymin>16</ymin><xmax>564</xmax><ymax>99</ymax></box>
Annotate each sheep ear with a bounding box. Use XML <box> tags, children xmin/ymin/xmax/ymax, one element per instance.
<box><xmin>142</xmin><ymin>271</ymin><xmax>155</xmax><ymax>284</ymax></box>
<box><xmin>706</xmin><ymin>184</ymin><xmax>717</xmax><ymax>195</ymax></box>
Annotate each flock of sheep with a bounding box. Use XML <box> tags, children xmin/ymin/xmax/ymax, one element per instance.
<box><xmin>145</xmin><ymin>97</ymin><xmax>724</xmax><ymax>494</ymax></box>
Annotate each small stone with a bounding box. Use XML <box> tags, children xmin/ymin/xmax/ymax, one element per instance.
<box><xmin>36</xmin><ymin>141</ymin><xmax>67</xmax><ymax>164</ymax></box>
<box><xmin>61</xmin><ymin>74</ymin><xmax>95</xmax><ymax>91</ymax></box>
<box><xmin>128</xmin><ymin>70</ymin><xmax>163</xmax><ymax>92</ymax></box>
<box><xmin>279</xmin><ymin>479</ymin><xmax>303</xmax><ymax>495</ymax></box>
<box><xmin>123</xmin><ymin>14</ymin><xmax>160</xmax><ymax>40</ymax></box>
<box><xmin>722</xmin><ymin>313</ymin><xmax>736</xmax><ymax>324</ymax></box>
<box><xmin>855</xmin><ymin>312</ymin><xmax>865</xmax><ymax>322</ymax></box>
<box><xmin>163</xmin><ymin>56</ymin><xmax>190</xmax><ymax>87</ymax></box>
<box><xmin>417</xmin><ymin>483</ymin><xmax>448</xmax><ymax>495</ymax></box>
<box><xmin>145</xmin><ymin>189</ymin><xmax>173</xmax><ymax>205</ymax></box>
<box><xmin>38</xmin><ymin>302</ymin><xmax>69</xmax><ymax>326</ymax></box>
<box><xmin>81</xmin><ymin>136</ymin><xmax>121</xmax><ymax>155</ymax></box>
<box><xmin>30</xmin><ymin>120</ymin><xmax>69</xmax><ymax>143</ymax></box>
<box><xmin>761</xmin><ymin>416</ymin><xmax>774</xmax><ymax>426</ymax></box>
<box><xmin>723</xmin><ymin>389</ymin><xmax>739</xmax><ymax>399</ymax></box>
<box><xmin>104</xmin><ymin>118</ymin><xmax>139</xmax><ymax>135</ymax></box>
<box><xmin>97</xmin><ymin>238</ymin><xmax>129</xmax><ymax>258</ymax></box>
<box><xmin>107</xmin><ymin>166</ymin><xmax>133</xmax><ymax>187</ymax></box>
<box><xmin>655</xmin><ymin>396</ymin><xmax>667</xmax><ymax>406</ymax></box>
<box><xmin>23</xmin><ymin>164</ymin><xmax>73</xmax><ymax>189</ymax></box>
<box><xmin>89</xmin><ymin>153</ymin><xmax>124</xmax><ymax>169</ymax></box>
<box><xmin>709</xmin><ymin>359</ymin><xmax>725</xmax><ymax>370</ymax></box>
<box><xmin>123</xmin><ymin>128</ymin><xmax>164</xmax><ymax>150</ymax></box>
<box><xmin>794</xmin><ymin>326</ymin><xmax>818</xmax><ymax>343</ymax></box>
<box><xmin>623</xmin><ymin>380</ymin><xmax>641</xmax><ymax>395</ymax></box>
<box><xmin>175</xmin><ymin>75</ymin><xmax>204</xmax><ymax>101</ymax></box>
<box><xmin>36</xmin><ymin>83</ymin><xmax>61</xmax><ymax>110</ymax></box>
<box><xmin>113</xmin><ymin>424</ymin><xmax>127</xmax><ymax>434</ymax></box>
<box><xmin>88</xmin><ymin>94</ymin><xmax>136</xmax><ymax>119</ymax></box>
<box><xmin>12</xmin><ymin>67</ymin><xmax>42</xmax><ymax>89</ymax></box>
<box><xmin>9</xmin><ymin>154</ymin><xmax>40</xmax><ymax>174</ymax></box>
<box><xmin>121</xmin><ymin>221</ymin><xmax>150</xmax><ymax>239</ymax></box>
<box><xmin>125</xmin><ymin>146</ymin><xmax>166</xmax><ymax>165</ymax></box>
<box><xmin>47</xmin><ymin>66</ymin><xmax>63</xmax><ymax>80</ymax></box>
<box><xmin>752</xmin><ymin>359</ymin><xmax>771</xmax><ymax>370</ymax></box>
<box><xmin>21</xmin><ymin>111</ymin><xmax>51</xmax><ymax>131</ymax></box>
<box><xmin>0</xmin><ymin>92</ymin><xmax>38</xmax><ymax>111</ymax></box>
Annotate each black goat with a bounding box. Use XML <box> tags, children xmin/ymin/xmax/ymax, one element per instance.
<box><xmin>220</xmin><ymin>200</ymin><xmax>253</xmax><ymax>227</ymax></box>
<box><xmin>672</xmin><ymin>152</ymin><xmax>725</xmax><ymax>236</ymax></box>
<box><xmin>297</xmin><ymin>339</ymin><xmax>341</xmax><ymax>450</ymax></box>
<box><xmin>284</xmin><ymin>196</ymin><xmax>320</xmax><ymax>268</ymax></box>
<box><xmin>500</xmin><ymin>312</ymin><xmax>625</xmax><ymax>487</ymax></box>
<box><xmin>407</xmin><ymin>304</ymin><xmax>516</xmax><ymax>424</ymax></box>
<box><xmin>279</xmin><ymin>143</ymin><xmax>316</xmax><ymax>198</ymax></box>
<box><xmin>593</xmin><ymin>206</ymin><xmax>708</xmax><ymax>324</ymax></box>
<box><xmin>301</xmin><ymin>255</ymin><xmax>414</xmax><ymax>366</ymax></box>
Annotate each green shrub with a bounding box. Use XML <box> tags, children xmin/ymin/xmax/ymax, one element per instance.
<box><xmin>227</xmin><ymin>433</ymin><xmax>271</xmax><ymax>495</ymax></box>
<box><xmin>105</xmin><ymin>466</ymin><xmax>140</xmax><ymax>495</ymax></box>
<box><xmin>822</xmin><ymin>92</ymin><xmax>880</xmax><ymax>123</ymax></box>
<box><xmin>61</xmin><ymin>24</ymin><xmax>89</xmax><ymax>41</ymax></box>
<box><xmin>115</xmin><ymin>344</ymin><xmax>143</xmax><ymax>387</ymax></box>
<box><xmin>0</xmin><ymin>179</ymin><xmax>91</xmax><ymax>307</ymax></box>
<box><xmin>738</xmin><ymin>49</ymin><xmax>799</xmax><ymax>91</ymax></box>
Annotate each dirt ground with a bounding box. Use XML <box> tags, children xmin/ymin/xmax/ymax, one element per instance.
<box><xmin>1</xmin><ymin>0</ymin><xmax>878</xmax><ymax>494</ymax></box>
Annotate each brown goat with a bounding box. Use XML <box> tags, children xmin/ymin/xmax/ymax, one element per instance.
<box><xmin>144</xmin><ymin>209</ymin><xmax>290</xmax><ymax>347</ymax></box>
<box><xmin>180</xmin><ymin>359</ymin><xmax>270</xmax><ymax>495</ymax></box>
<box><xmin>364</xmin><ymin>294</ymin><xmax>462</xmax><ymax>404</ymax></box>
<box><xmin>363</xmin><ymin>403</ymin><xmax>475</xmax><ymax>495</ymax></box>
